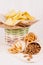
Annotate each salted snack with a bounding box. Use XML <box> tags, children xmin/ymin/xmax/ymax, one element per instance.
<box><xmin>23</xmin><ymin>42</ymin><xmax>41</xmax><ymax>61</ymax></box>
<box><xmin>8</xmin><ymin>41</ymin><xmax>22</xmax><ymax>54</ymax></box>
<box><xmin>23</xmin><ymin>42</ymin><xmax>41</xmax><ymax>55</ymax></box>
<box><xmin>24</xmin><ymin>32</ymin><xmax>37</xmax><ymax>43</ymax></box>
<box><xmin>5</xmin><ymin>10</ymin><xmax>35</xmax><ymax>26</ymax></box>
<box><xmin>8</xmin><ymin>40</ymin><xmax>25</xmax><ymax>54</ymax></box>
<box><xmin>5</xmin><ymin>10</ymin><xmax>34</xmax><ymax>20</ymax></box>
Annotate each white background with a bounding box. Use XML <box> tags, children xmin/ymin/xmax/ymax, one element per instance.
<box><xmin>0</xmin><ymin>0</ymin><xmax>43</xmax><ymax>65</ymax></box>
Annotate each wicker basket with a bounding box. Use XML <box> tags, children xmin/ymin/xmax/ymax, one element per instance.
<box><xmin>5</xmin><ymin>27</ymin><xmax>29</xmax><ymax>45</ymax></box>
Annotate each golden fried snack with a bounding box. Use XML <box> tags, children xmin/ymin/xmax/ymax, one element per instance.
<box><xmin>22</xmin><ymin>12</ymin><xmax>34</xmax><ymax>20</ymax></box>
<box><xmin>24</xmin><ymin>32</ymin><xmax>37</xmax><ymax>43</ymax></box>
<box><xmin>5</xmin><ymin>10</ymin><xmax>35</xmax><ymax>26</ymax></box>
<box><xmin>8</xmin><ymin>41</ymin><xmax>22</xmax><ymax>54</ymax></box>
<box><xmin>5</xmin><ymin>10</ymin><xmax>16</xmax><ymax>19</ymax></box>
<box><xmin>8</xmin><ymin>47</ymin><xmax>18</xmax><ymax>54</ymax></box>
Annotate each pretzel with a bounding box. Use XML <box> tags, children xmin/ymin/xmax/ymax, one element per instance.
<box><xmin>24</xmin><ymin>32</ymin><xmax>37</xmax><ymax>43</ymax></box>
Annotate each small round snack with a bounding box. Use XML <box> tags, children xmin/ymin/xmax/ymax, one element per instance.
<box><xmin>23</xmin><ymin>42</ymin><xmax>41</xmax><ymax>55</ymax></box>
<box><xmin>24</xmin><ymin>32</ymin><xmax>37</xmax><ymax>43</ymax></box>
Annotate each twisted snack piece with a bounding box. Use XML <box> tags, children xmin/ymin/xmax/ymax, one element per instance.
<box><xmin>24</xmin><ymin>32</ymin><xmax>37</xmax><ymax>43</ymax></box>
